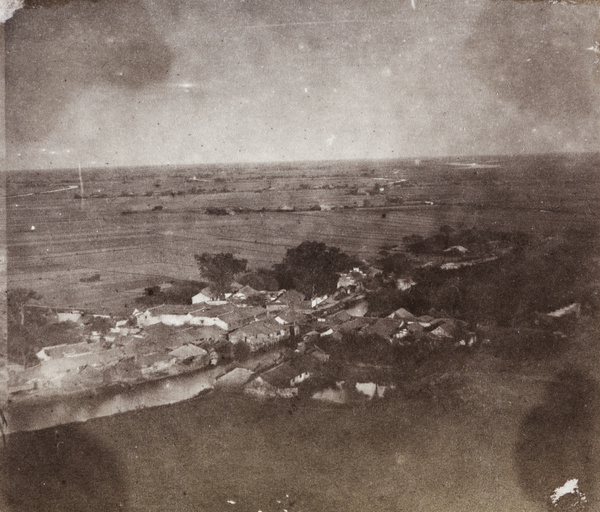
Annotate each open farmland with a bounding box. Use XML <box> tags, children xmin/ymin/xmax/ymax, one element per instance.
<box><xmin>8</xmin><ymin>153</ymin><xmax>600</xmax><ymax>312</ymax></box>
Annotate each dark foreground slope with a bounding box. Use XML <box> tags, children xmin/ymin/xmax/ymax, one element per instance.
<box><xmin>1</xmin><ymin>316</ymin><xmax>598</xmax><ymax>512</ymax></box>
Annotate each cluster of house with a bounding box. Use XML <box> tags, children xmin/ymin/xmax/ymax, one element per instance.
<box><xmin>7</xmin><ymin>276</ymin><xmax>361</xmax><ymax>396</ymax></box>
<box><xmin>8</xmin><ymin>263</ymin><xmax>480</xmax><ymax>398</ymax></box>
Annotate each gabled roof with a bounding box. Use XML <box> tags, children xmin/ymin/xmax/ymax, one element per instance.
<box><xmin>443</xmin><ymin>245</ymin><xmax>468</xmax><ymax>254</ymax></box>
<box><xmin>40</xmin><ymin>341</ymin><xmax>103</xmax><ymax>359</ymax></box>
<box><xmin>188</xmin><ymin>325</ymin><xmax>228</xmax><ymax>340</ymax></box>
<box><xmin>191</xmin><ymin>291</ymin><xmax>212</xmax><ymax>302</ymax></box>
<box><xmin>230</xmin><ymin>318</ymin><xmax>286</xmax><ymax>337</ymax></box>
<box><xmin>361</xmin><ymin>318</ymin><xmax>403</xmax><ymax>339</ymax></box>
<box><xmin>137</xmin><ymin>352</ymin><xmax>175</xmax><ymax>367</ymax></box>
<box><xmin>429</xmin><ymin>326</ymin><xmax>455</xmax><ymax>339</ymax></box>
<box><xmin>235</xmin><ymin>285</ymin><xmax>260</xmax><ymax>297</ymax></box>
<box><xmin>275</xmin><ymin>310</ymin><xmax>308</xmax><ymax>325</ymax></box>
<box><xmin>169</xmin><ymin>344</ymin><xmax>208</xmax><ymax>360</ymax></box>
<box><xmin>217</xmin><ymin>306</ymin><xmax>268</xmax><ymax>325</ymax></box>
<box><xmin>330</xmin><ymin>310</ymin><xmax>353</xmax><ymax>324</ymax></box>
<box><xmin>146</xmin><ymin>304</ymin><xmax>205</xmax><ymax>316</ymax></box>
<box><xmin>277</xmin><ymin>289</ymin><xmax>306</xmax><ymax>305</ymax></box>
<box><xmin>389</xmin><ymin>308</ymin><xmax>416</xmax><ymax>321</ymax></box>
<box><xmin>335</xmin><ymin>317</ymin><xmax>373</xmax><ymax>333</ymax></box>
<box><xmin>196</xmin><ymin>303</ymin><xmax>237</xmax><ymax>317</ymax></box>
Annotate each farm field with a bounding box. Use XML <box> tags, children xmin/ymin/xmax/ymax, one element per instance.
<box><xmin>7</xmin><ymin>152</ymin><xmax>600</xmax><ymax>312</ymax></box>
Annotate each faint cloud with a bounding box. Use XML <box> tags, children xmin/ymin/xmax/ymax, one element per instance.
<box><xmin>0</xmin><ymin>0</ymin><xmax>24</xmax><ymax>23</ymax></box>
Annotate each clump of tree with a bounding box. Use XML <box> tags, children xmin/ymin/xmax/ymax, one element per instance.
<box><xmin>8</xmin><ymin>289</ymin><xmax>83</xmax><ymax>366</ymax></box>
<box><xmin>375</xmin><ymin>250</ymin><xmax>413</xmax><ymax>278</ymax></box>
<box><xmin>399</xmin><ymin>225</ymin><xmax>598</xmax><ymax>328</ymax></box>
<box><xmin>404</xmin><ymin>226</ymin><xmax>532</xmax><ymax>255</ymax></box>
<box><xmin>195</xmin><ymin>253</ymin><xmax>248</xmax><ymax>298</ymax></box>
<box><xmin>238</xmin><ymin>268</ymin><xmax>280</xmax><ymax>291</ymax></box>
<box><xmin>274</xmin><ymin>241</ymin><xmax>360</xmax><ymax>298</ymax></box>
<box><xmin>8</xmin><ymin>288</ymin><xmax>44</xmax><ymax>328</ymax></box>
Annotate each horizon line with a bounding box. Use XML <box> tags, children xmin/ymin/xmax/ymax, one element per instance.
<box><xmin>7</xmin><ymin>150</ymin><xmax>599</xmax><ymax>173</ymax></box>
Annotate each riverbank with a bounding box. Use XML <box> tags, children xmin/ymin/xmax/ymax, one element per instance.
<box><xmin>5</xmin><ymin>348</ymin><xmax>285</xmax><ymax>434</ymax></box>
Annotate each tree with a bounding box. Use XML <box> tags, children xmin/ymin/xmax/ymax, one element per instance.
<box><xmin>376</xmin><ymin>252</ymin><xmax>412</xmax><ymax>277</ymax></box>
<box><xmin>274</xmin><ymin>241</ymin><xmax>359</xmax><ymax>298</ymax></box>
<box><xmin>238</xmin><ymin>268</ymin><xmax>280</xmax><ymax>291</ymax></box>
<box><xmin>7</xmin><ymin>288</ymin><xmax>43</xmax><ymax>326</ymax></box>
<box><xmin>7</xmin><ymin>288</ymin><xmax>53</xmax><ymax>366</ymax></box>
<box><xmin>195</xmin><ymin>252</ymin><xmax>247</xmax><ymax>298</ymax></box>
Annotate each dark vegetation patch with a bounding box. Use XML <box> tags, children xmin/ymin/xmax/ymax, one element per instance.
<box><xmin>134</xmin><ymin>280</ymin><xmax>208</xmax><ymax>307</ymax></box>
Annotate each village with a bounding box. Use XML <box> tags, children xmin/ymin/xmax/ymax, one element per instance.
<box><xmin>7</xmin><ymin>227</ymin><xmax>587</xmax><ymax>405</ymax></box>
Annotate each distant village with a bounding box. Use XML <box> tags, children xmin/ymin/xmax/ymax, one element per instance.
<box><xmin>7</xmin><ymin>228</ymin><xmax>587</xmax><ymax>403</ymax></box>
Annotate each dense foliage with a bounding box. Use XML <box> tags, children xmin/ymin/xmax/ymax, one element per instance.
<box><xmin>195</xmin><ymin>253</ymin><xmax>248</xmax><ymax>297</ymax></box>
<box><xmin>8</xmin><ymin>289</ymin><xmax>83</xmax><ymax>366</ymax></box>
<box><xmin>274</xmin><ymin>241</ymin><xmax>360</xmax><ymax>298</ymax></box>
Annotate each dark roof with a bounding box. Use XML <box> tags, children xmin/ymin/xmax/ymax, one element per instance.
<box><xmin>361</xmin><ymin>318</ymin><xmax>403</xmax><ymax>339</ymax></box>
<box><xmin>390</xmin><ymin>308</ymin><xmax>416</xmax><ymax>321</ymax></box>
<box><xmin>169</xmin><ymin>344</ymin><xmax>208</xmax><ymax>359</ymax></box>
<box><xmin>137</xmin><ymin>352</ymin><xmax>175</xmax><ymax>367</ymax></box>
<box><xmin>230</xmin><ymin>318</ymin><xmax>286</xmax><ymax>337</ymax></box>
<box><xmin>147</xmin><ymin>304</ymin><xmax>205</xmax><ymax>316</ymax></box>
<box><xmin>277</xmin><ymin>289</ymin><xmax>306</xmax><ymax>305</ymax></box>
<box><xmin>336</xmin><ymin>317</ymin><xmax>373</xmax><ymax>333</ymax></box>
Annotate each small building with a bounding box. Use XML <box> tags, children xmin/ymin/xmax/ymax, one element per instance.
<box><xmin>309</xmin><ymin>346</ymin><xmax>330</xmax><ymax>363</ymax></box>
<box><xmin>243</xmin><ymin>376</ymin><xmax>298</xmax><ymax>399</ymax></box>
<box><xmin>337</xmin><ymin>268</ymin><xmax>366</xmax><ymax>291</ymax></box>
<box><xmin>262</xmin><ymin>355</ymin><xmax>322</xmax><ymax>388</ymax></box>
<box><xmin>388</xmin><ymin>308</ymin><xmax>417</xmax><ymax>322</ymax></box>
<box><xmin>135</xmin><ymin>305</ymin><xmax>230</xmax><ymax>330</ymax></box>
<box><xmin>311</xmin><ymin>294</ymin><xmax>329</xmax><ymax>308</ymax></box>
<box><xmin>137</xmin><ymin>352</ymin><xmax>177</xmax><ymax>375</ymax></box>
<box><xmin>276</xmin><ymin>289</ymin><xmax>306</xmax><ymax>307</ymax></box>
<box><xmin>168</xmin><ymin>344</ymin><xmax>209</xmax><ymax>366</ymax></box>
<box><xmin>232</xmin><ymin>285</ymin><xmax>261</xmax><ymax>300</ymax></box>
<box><xmin>228</xmin><ymin>318</ymin><xmax>290</xmax><ymax>352</ymax></box>
<box><xmin>443</xmin><ymin>245</ymin><xmax>468</xmax><ymax>256</ymax></box>
<box><xmin>361</xmin><ymin>317</ymin><xmax>404</xmax><ymax>342</ymax></box>
<box><xmin>191</xmin><ymin>291</ymin><xmax>212</xmax><ymax>304</ymax></box>
<box><xmin>275</xmin><ymin>309</ymin><xmax>308</xmax><ymax>330</ymax></box>
<box><xmin>36</xmin><ymin>341</ymin><xmax>103</xmax><ymax>362</ymax></box>
<box><xmin>396</xmin><ymin>278</ymin><xmax>416</xmax><ymax>292</ymax></box>
<box><xmin>56</xmin><ymin>309</ymin><xmax>84</xmax><ymax>323</ymax></box>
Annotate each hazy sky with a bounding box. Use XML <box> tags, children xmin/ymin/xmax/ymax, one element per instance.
<box><xmin>4</xmin><ymin>0</ymin><xmax>600</xmax><ymax>170</ymax></box>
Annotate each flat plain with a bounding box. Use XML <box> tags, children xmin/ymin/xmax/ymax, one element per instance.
<box><xmin>8</xmin><ymin>153</ymin><xmax>599</xmax><ymax>311</ymax></box>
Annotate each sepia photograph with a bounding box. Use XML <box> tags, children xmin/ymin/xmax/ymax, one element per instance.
<box><xmin>2</xmin><ymin>0</ymin><xmax>599</xmax><ymax>510</ymax></box>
